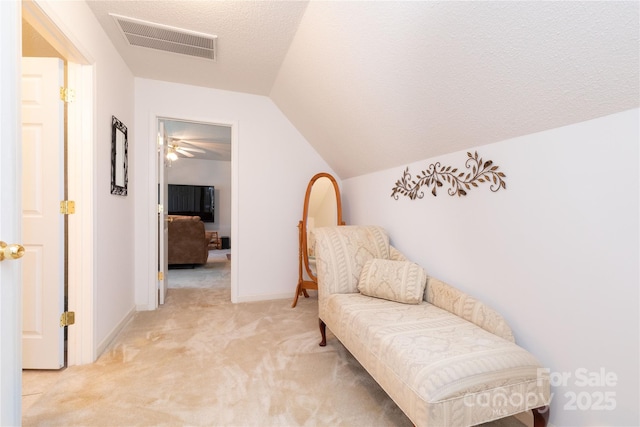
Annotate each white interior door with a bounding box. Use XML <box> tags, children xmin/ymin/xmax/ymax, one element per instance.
<box><xmin>21</xmin><ymin>57</ymin><xmax>65</xmax><ymax>369</ymax></box>
<box><xmin>158</xmin><ymin>121</ymin><xmax>169</xmax><ymax>304</ymax></box>
<box><xmin>0</xmin><ymin>0</ymin><xmax>23</xmax><ymax>421</ymax></box>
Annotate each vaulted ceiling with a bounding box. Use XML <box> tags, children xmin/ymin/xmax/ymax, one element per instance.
<box><xmin>87</xmin><ymin>1</ymin><xmax>639</xmax><ymax>179</ymax></box>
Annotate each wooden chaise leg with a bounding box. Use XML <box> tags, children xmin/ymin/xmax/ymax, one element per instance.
<box><xmin>532</xmin><ymin>406</ymin><xmax>550</xmax><ymax>427</ymax></box>
<box><xmin>319</xmin><ymin>319</ymin><xmax>327</xmax><ymax>347</ymax></box>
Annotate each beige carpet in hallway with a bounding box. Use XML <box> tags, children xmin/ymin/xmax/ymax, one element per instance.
<box><xmin>23</xmin><ymin>288</ymin><xmax>528</xmax><ymax>426</ymax></box>
<box><xmin>167</xmin><ymin>249</ymin><xmax>231</xmax><ymax>289</ymax></box>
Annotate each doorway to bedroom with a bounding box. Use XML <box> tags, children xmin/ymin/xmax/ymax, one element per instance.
<box><xmin>158</xmin><ymin>118</ymin><xmax>233</xmax><ymax>298</ymax></box>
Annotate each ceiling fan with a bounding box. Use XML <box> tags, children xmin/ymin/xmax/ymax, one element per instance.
<box><xmin>167</xmin><ymin>139</ymin><xmax>206</xmax><ymax>159</ymax></box>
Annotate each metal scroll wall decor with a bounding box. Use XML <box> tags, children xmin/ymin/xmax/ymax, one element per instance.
<box><xmin>391</xmin><ymin>151</ymin><xmax>506</xmax><ymax>200</ymax></box>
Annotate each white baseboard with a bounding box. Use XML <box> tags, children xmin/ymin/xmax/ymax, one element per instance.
<box><xmin>136</xmin><ymin>303</ymin><xmax>154</xmax><ymax>311</ymax></box>
<box><xmin>96</xmin><ymin>306</ymin><xmax>136</xmax><ymax>357</ymax></box>
<box><xmin>236</xmin><ymin>292</ymin><xmax>294</xmax><ymax>303</ymax></box>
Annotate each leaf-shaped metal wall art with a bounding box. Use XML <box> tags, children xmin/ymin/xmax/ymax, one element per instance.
<box><xmin>391</xmin><ymin>151</ymin><xmax>506</xmax><ymax>200</ymax></box>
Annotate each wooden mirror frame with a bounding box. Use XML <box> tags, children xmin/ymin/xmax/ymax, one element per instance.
<box><xmin>292</xmin><ymin>172</ymin><xmax>344</xmax><ymax>307</ymax></box>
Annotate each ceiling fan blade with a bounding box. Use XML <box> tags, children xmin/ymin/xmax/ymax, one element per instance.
<box><xmin>179</xmin><ymin>146</ymin><xmax>206</xmax><ymax>153</ymax></box>
<box><xmin>171</xmin><ymin>140</ymin><xmax>206</xmax><ymax>153</ymax></box>
<box><xmin>175</xmin><ymin>148</ymin><xmax>194</xmax><ymax>158</ymax></box>
<box><xmin>175</xmin><ymin>140</ymin><xmax>210</xmax><ymax>150</ymax></box>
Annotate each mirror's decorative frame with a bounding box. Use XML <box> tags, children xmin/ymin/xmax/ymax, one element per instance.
<box><xmin>292</xmin><ymin>172</ymin><xmax>344</xmax><ymax>308</ymax></box>
<box><xmin>301</xmin><ymin>172</ymin><xmax>344</xmax><ymax>281</ymax></box>
<box><xmin>391</xmin><ymin>151</ymin><xmax>506</xmax><ymax>200</ymax></box>
<box><xmin>111</xmin><ymin>115</ymin><xmax>128</xmax><ymax>196</ymax></box>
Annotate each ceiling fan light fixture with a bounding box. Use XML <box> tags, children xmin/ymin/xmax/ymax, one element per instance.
<box><xmin>167</xmin><ymin>150</ymin><xmax>178</xmax><ymax>161</ymax></box>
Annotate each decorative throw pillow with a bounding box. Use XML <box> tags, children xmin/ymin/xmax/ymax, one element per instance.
<box><xmin>358</xmin><ymin>259</ymin><xmax>427</xmax><ymax>304</ymax></box>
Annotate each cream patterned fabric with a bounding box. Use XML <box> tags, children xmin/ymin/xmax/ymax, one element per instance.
<box><xmin>323</xmin><ymin>293</ymin><xmax>550</xmax><ymax>426</ymax></box>
<box><xmin>314</xmin><ymin>225</ymin><xmax>550</xmax><ymax>426</ymax></box>
<box><xmin>426</xmin><ymin>277</ymin><xmax>515</xmax><ymax>342</ymax></box>
<box><xmin>358</xmin><ymin>259</ymin><xmax>427</xmax><ymax>304</ymax></box>
<box><xmin>389</xmin><ymin>245</ymin><xmax>408</xmax><ymax>261</ymax></box>
<box><xmin>315</xmin><ymin>225</ymin><xmax>389</xmax><ymax>318</ymax></box>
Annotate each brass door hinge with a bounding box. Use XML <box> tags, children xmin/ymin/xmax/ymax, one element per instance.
<box><xmin>59</xmin><ymin>87</ymin><xmax>75</xmax><ymax>103</ymax></box>
<box><xmin>60</xmin><ymin>311</ymin><xmax>75</xmax><ymax>327</ymax></box>
<box><xmin>60</xmin><ymin>200</ymin><xmax>76</xmax><ymax>214</ymax></box>
<box><xmin>158</xmin><ymin>271</ymin><xmax>164</xmax><ymax>281</ymax></box>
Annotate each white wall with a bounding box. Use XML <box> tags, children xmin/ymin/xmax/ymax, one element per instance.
<box><xmin>167</xmin><ymin>159</ymin><xmax>231</xmax><ymax>237</ymax></box>
<box><xmin>36</xmin><ymin>1</ymin><xmax>136</xmax><ymax>354</ymax></box>
<box><xmin>342</xmin><ymin>109</ymin><xmax>639</xmax><ymax>427</ymax></box>
<box><xmin>134</xmin><ymin>78</ymin><xmax>335</xmax><ymax>306</ymax></box>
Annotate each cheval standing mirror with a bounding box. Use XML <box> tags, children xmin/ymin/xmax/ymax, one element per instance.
<box><xmin>292</xmin><ymin>173</ymin><xmax>344</xmax><ymax>307</ymax></box>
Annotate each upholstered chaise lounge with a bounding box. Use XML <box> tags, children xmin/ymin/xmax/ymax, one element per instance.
<box><xmin>314</xmin><ymin>225</ymin><xmax>550</xmax><ymax>427</ymax></box>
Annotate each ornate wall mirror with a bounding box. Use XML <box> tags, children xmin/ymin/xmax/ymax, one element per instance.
<box><xmin>111</xmin><ymin>116</ymin><xmax>128</xmax><ymax>196</ymax></box>
<box><xmin>292</xmin><ymin>172</ymin><xmax>344</xmax><ymax>307</ymax></box>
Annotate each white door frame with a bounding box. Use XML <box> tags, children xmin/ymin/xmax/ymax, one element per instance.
<box><xmin>157</xmin><ymin>121</ymin><xmax>168</xmax><ymax>304</ymax></box>
<box><xmin>147</xmin><ymin>115</ymin><xmax>239</xmax><ymax>307</ymax></box>
<box><xmin>22</xmin><ymin>0</ymin><xmax>96</xmax><ymax>366</ymax></box>
<box><xmin>0</xmin><ymin>2</ymin><xmax>24</xmax><ymax>423</ymax></box>
<box><xmin>65</xmin><ymin>61</ymin><xmax>96</xmax><ymax>366</ymax></box>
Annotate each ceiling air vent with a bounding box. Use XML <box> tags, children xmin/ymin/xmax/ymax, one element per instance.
<box><xmin>110</xmin><ymin>13</ymin><xmax>217</xmax><ymax>61</ymax></box>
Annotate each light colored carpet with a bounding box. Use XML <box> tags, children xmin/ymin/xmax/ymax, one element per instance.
<box><xmin>23</xmin><ymin>287</ymin><xmax>529</xmax><ymax>427</ymax></box>
<box><xmin>168</xmin><ymin>249</ymin><xmax>230</xmax><ymax>289</ymax></box>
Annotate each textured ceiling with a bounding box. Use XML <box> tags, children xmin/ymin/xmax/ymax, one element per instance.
<box><xmin>87</xmin><ymin>1</ymin><xmax>639</xmax><ymax>178</ymax></box>
<box><xmin>86</xmin><ymin>0</ymin><xmax>309</xmax><ymax>95</ymax></box>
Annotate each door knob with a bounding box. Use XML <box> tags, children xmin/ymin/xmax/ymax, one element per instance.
<box><xmin>0</xmin><ymin>241</ymin><xmax>25</xmax><ymax>262</ymax></box>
